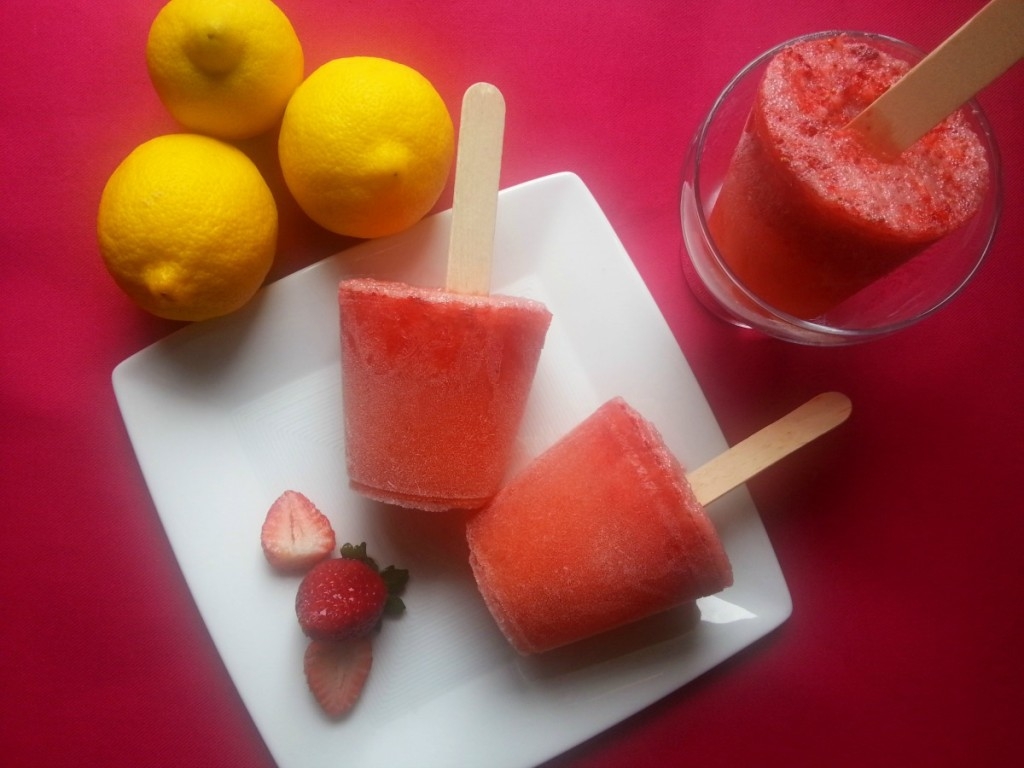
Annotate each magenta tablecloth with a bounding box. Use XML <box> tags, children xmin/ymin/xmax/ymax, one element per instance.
<box><xmin>3</xmin><ymin>1</ymin><xmax>1023</xmax><ymax>766</ymax></box>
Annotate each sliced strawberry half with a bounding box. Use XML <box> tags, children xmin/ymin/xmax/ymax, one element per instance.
<box><xmin>303</xmin><ymin>636</ymin><xmax>373</xmax><ymax>717</ymax></box>
<box><xmin>260</xmin><ymin>491</ymin><xmax>336</xmax><ymax>573</ymax></box>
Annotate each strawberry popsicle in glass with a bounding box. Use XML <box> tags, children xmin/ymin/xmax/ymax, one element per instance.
<box><xmin>707</xmin><ymin>33</ymin><xmax>990</xmax><ymax>320</ymax></box>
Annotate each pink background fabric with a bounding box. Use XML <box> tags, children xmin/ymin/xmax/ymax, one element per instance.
<box><xmin>2</xmin><ymin>1</ymin><xmax>1022</xmax><ymax>766</ymax></box>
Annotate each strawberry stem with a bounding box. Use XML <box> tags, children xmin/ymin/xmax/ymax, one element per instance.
<box><xmin>340</xmin><ymin>542</ymin><xmax>409</xmax><ymax>616</ymax></box>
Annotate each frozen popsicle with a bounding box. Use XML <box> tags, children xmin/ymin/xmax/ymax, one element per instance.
<box><xmin>339</xmin><ymin>279</ymin><xmax>550</xmax><ymax>510</ymax></box>
<box><xmin>707</xmin><ymin>33</ymin><xmax>991</xmax><ymax>319</ymax></box>
<box><xmin>339</xmin><ymin>83</ymin><xmax>552</xmax><ymax>511</ymax></box>
<box><xmin>467</xmin><ymin>393</ymin><xmax>851</xmax><ymax>654</ymax></box>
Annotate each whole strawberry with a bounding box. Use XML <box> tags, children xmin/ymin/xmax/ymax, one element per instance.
<box><xmin>295</xmin><ymin>542</ymin><xmax>408</xmax><ymax>642</ymax></box>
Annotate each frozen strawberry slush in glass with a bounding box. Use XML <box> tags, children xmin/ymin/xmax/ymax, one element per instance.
<box><xmin>466</xmin><ymin>397</ymin><xmax>732</xmax><ymax>655</ymax></box>
<box><xmin>704</xmin><ymin>33</ymin><xmax>992</xmax><ymax>321</ymax></box>
<box><xmin>679</xmin><ymin>32</ymin><xmax>999</xmax><ymax>339</ymax></box>
<box><xmin>338</xmin><ymin>277</ymin><xmax>552</xmax><ymax>511</ymax></box>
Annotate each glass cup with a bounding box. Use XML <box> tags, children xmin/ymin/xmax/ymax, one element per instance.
<box><xmin>680</xmin><ymin>31</ymin><xmax>1002</xmax><ymax>346</ymax></box>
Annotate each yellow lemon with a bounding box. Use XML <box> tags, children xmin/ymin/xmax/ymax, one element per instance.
<box><xmin>146</xmin><ymin>0</ymin><xmax>304</xmax><ymax>140</ymax></box>
<box><xmin>98</xmin><ymin>133</ymin><xmax>278</xmax><ymax>322</ymax></box>
<box><xmin>278</xmin><ymin>57</ymin><xmax>455</xmax><ymax>239</ymax></box>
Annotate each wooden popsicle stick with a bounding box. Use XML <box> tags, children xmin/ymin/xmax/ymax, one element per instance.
<box><xmin>846</xmin><ymin>0</ymin><xmax>1024</xmax><ymax>158</ymax></box>
<box><xmin>687</xmin><ymin>392</ymin><xmax>852</xmax><ymax>506</ymax></box>
<box><xmin>445</xmin><ymin>82</ymin><xmax>506</xmax><ymax>295</ymax></box>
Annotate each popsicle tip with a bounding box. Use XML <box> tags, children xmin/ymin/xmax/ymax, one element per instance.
<box><xmin>815</xmin><ymin>391</ymin><xmax>853</xmax><ymax>420</ymax></box>
<box><xmin>466</xmin><ymin>81</ymin><xmax>504</xmax><ymax>98</ymax></box>
<box><xmin>461</xmin><ymin>82</ymin><xmax>506</xmax><ymax>119</ymax></box>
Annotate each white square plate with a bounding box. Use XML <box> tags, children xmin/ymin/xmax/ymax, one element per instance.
<box><xmin>113</xmin><ymin>172</ymin><xmax>791</xmax><ymax>768</ymax></box>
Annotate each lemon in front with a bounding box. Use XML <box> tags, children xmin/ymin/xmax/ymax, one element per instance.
<box><xmin>97</xmin><ymin>133</ymin><xmax>278</xmax><ymax>322</ymax></box>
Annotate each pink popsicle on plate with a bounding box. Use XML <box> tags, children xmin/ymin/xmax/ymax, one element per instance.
<box><xmin>467</xmin><ymin>398</ymin><xmax>731</xmax><ymax>655</ymax></box>
<box><xmin>338</xmin><ymin>279</ymin><xmax>550</xmax><ymax>510</ymax></box>
<box><xmin>339</xmin><ymin>83</ymin><xmax>552</xmax><ymax>511</ymax></box>
<box><xmin>467</xmin><ymin>393</ymin><xmax>851</xmax><ymax>654</ymax></box>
